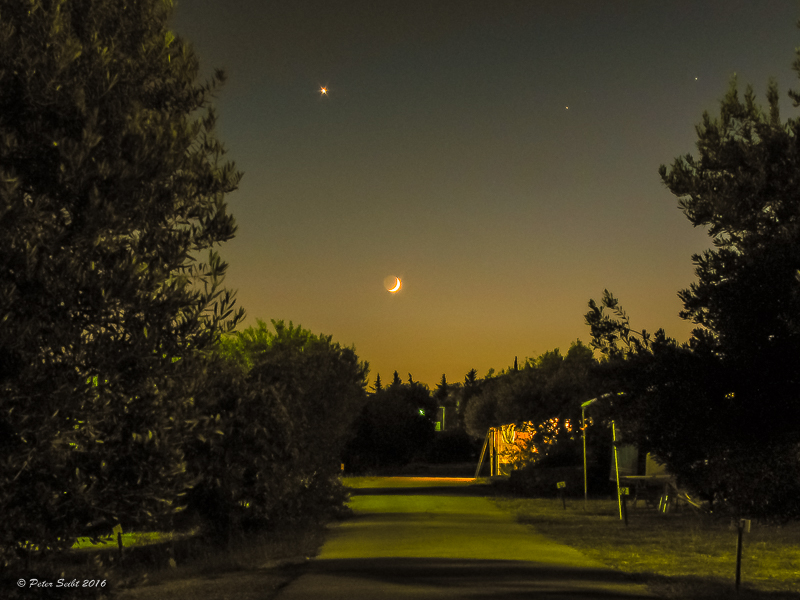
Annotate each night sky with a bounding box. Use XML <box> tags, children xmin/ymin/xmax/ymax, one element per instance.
<box><xmin>171</xmin><ymin>1</ymin><xmax>800</xmax><ymax>387</ymax></box>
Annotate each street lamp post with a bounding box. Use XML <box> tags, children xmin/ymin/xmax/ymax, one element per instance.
<box><xmin>581</xmin><ymin>397</ymin><xmax>598</xmax><ymax>511</ymax></box>
<box><xmin>581</xmin><ymin>392</ymin><xmax>621</xmax><ymax>511</ymax></box>
<box><xmin>611</xmin><ymin>419</ymin><xmax>624</xmax><ymax>521</ymax></box>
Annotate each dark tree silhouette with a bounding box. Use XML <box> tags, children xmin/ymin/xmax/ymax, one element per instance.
<box><xmin>344</xmin><ymin>375</ymin><xmax>436</xmax><ymax>471</ymax></box>
<box><xmin>660</xmin><ymin>78</ymin><xmax>800</xmax><ymax>439</ymax></box>
<box><xmin>585</xmin><ymin>60</ymin><xmax>800</xmax><ymax>519</ymax></box>
<box><xmin>0</xmin><ymin>0</ymin><xmax>242</xmax><ymax>564</ymax></box>
<box><xmin>391</xmin><ymin>370</ymin><xmax>402</xmax><ymax>387</ymax></box>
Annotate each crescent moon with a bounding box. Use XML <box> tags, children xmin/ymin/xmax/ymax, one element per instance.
<box><xmin>389</xmin><ymin>277</ymin><xmax>401</xmax><ymax>293</ymax></box>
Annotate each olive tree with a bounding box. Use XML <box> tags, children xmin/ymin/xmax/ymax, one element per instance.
<box><xmin>0</xmin><ymin>0</ymin><xmax>242</xmax><ymax>564</ymax></box>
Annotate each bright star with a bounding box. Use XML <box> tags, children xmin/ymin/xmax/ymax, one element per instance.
<box><xmin>320</xmin><ymin>87</ymin><xmax>328</xmax><ymax>96</ymax></box>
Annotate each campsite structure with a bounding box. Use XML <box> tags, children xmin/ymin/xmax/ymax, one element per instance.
<box><xmin>476</xmin><ymin>421</ymin><xmax>703</xmax><ymax>514</ymax></box>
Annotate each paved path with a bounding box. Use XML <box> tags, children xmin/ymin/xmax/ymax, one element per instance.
<box><xmin>276</xmin><ymin>477</ymin><xmax>653</xmax><ymax>600</ymax></box>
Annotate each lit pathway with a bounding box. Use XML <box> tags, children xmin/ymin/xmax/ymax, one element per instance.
<box><xmin>275</xmin><ymin>476</ymin><xmax>653</xmax><ymax>600</ymax></box>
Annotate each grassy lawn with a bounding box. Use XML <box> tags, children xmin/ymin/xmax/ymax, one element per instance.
<box><xmin>114</xmin><ymin>522</ymin><xmax>325</xmax><ymax>600</ymax></box>
<box><xmin>72</xmin><ymin>530</ymin><xmax>197</xmax><ymax>552</ymax></box>
<box><xmin>10</xmin><ymin>520</ymin><xmax>329</xmax><ymax>599</ymax></box>
<box><xmin>495</xmin><ymin>496</ymin><xmax>800</xmax><ymax>599</ymax></box>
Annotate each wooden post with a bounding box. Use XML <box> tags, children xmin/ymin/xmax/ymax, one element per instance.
<box><xmin>735</xmin><ymin>519</ymin><xmax>750</xmax><ymax>592</ymax></box>
<box><xmin>474</xmin><ymin>430</ymin><xmax>491</xmax><ymax>479</ymax></box>
<box><xmin>113</xmin><ymin>524</ymin><xmax>124</xmax><ymax>562</ymax></box>
<box><xmin>621</xmin><ymin>491</ymin><xmax>628</xmax><ymax>526</ymax></box>
<box><xmin>557</xmin><ymin>481</ymin><xmax>567</xmax><ymax>510</ymax></box>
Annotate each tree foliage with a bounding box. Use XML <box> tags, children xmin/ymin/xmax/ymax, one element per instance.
<box><xmin>585</xmin><ymin>62</ymin><xmax>800</xmax><ymax>519</ymax></box>
<box><xmin>186</xmin><ymin>320</ymin><xmax>369</xmax><ymax>540</ymax></box>
<box><xmin>455</xmin><ymin>368</ymin><xmax>482</xmax><ymax>428</ymax></box>
<box><xmin>660</xmin><ymin>78</ymin><xmax>800</xmax><ymax>437</ymax></box>
<box><xmin>464</xmin><ymin>342</ymin><xmax>595</xmax><ymax>446</ymax></box>
<box><xmin>0</xmin><ymin>0</ymin><xmax>242</xmax><ymax>565</ymax></box>
<box><xmin>344</xmin><ymin>374</ymin><xmax>436</xmax><ymax>471</ymax></box>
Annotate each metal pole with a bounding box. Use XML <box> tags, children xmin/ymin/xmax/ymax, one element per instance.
<box><xmin>612</xmin><ymin>420</ymin><xmax>623</xmax><ymax>520</ymax></box>
<box><xmin>490</xmin><ymin>429</ymin><xmax>495</xmax><ymax>477</ymax></box>
<box><xmin>474</xmin><ymin>430</ymin><xmax>491</xmax><ymax>479</ymax></box>
<box><xmin>580</xmin><ymin>397</ymin><xmax>599</xmax><ymax>510</ymax></box>
<box><xmin>582</xmin><ymin>406</ymin><xmax>588</xmax><ymax>510</ymax></box>
<box><xmin>580</xmin><ymin>393</ymin><xmax>620</xmax><ymax>512</ymax></box>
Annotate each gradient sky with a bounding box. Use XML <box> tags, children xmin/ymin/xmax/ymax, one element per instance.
<box><xmin>171</xmin><ymin>1</ymin><xmax>800</xmax><ymax>387</ymax></box>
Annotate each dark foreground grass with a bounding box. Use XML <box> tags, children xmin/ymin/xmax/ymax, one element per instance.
<box><xmin>114</xmin><ymin>523</ymin><xmax>325</xmax><ymax>600</ymax></box>
<box><xmin>113</xmin><ymin>521</ymin><xmax>326</xmax><ymax>600</ymax></box>
<box><xmin>7</xmin><ymin>520</ymin><xmax>328</xmax><ymax>600</ymax></box>
<box><xmin>495</xmin><ymin>496</ymin><xmax>800</xmax><ymax>599</ymax></box>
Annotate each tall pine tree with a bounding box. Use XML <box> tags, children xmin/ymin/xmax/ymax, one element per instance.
<box><xmin>660</xmin><ymin>77</ymin><xmax>800</xmax><ymax>443</ymax></box>
<box><xmin>585</xmin><ymin>60</ymin><xmax>800</xmax><ymax>520</ymax></box>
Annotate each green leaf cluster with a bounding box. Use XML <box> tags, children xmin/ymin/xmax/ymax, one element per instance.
<box><xmin>0</xmin><ymin>0</ymin><xmax>242</xmax><ymax>567</ymax></box>
<box><xmin>184</xmin><ymin>320</ymin><xmax>369</xmax><ymax>541</ymax></box>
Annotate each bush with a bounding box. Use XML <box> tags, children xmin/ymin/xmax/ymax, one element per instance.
<box><xmin>185</xmin><ymin>321</ymin><xmax>368</xmax><ymax>543</ymax></box>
